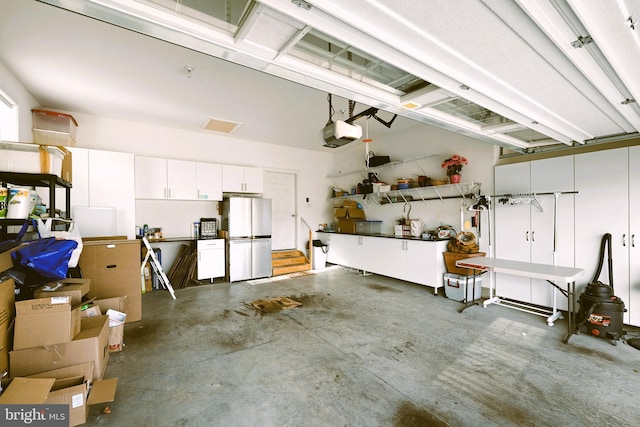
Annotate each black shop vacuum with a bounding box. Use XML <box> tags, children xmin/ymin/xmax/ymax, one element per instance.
<box><xmin>576</xmin><ymin>233</ymin><xmax>626</xmax><ymax>345</ymax></box>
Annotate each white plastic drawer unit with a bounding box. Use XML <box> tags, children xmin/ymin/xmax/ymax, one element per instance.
<box><xmin>197</xmin><ymin>238</ymin><xmax>226</xmax><ymax>281</ymax></box>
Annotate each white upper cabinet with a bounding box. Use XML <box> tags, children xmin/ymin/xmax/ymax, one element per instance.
<box><xmin>135</xmin><ymin>156</ymin><xmax>222</xmax><ymax>201</ymax></box>
<box><xmin>222</xmin><ymin>165</ymin><xmax>263</xmax><ymax>193</ymax></box>
<box><xmin>196</xmin><ymin>162</ymin><xmax>222</xmax><ymax>200</ymax></box>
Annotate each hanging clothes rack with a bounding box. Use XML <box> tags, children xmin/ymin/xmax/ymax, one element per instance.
<box><xmin>495</xmin><ymin>191</ymin><xmax>578</xmax><ymax>212</ymax></box>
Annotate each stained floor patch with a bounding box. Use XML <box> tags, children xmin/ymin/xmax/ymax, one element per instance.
<box><xmin>393</xmin><ymin>401</ymin><xmax>449</xmax><ymax>427</ymax></box>
<box><xmin>368</xmin><ymin>283</ymin><xmax>402</xmax><ymax>293</ymax></box>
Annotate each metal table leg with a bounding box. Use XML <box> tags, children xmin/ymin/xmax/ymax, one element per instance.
<box><xmin>563</xmin><ymin>281</ymin><xmax>576</xmax><ymax>344</ymax></box>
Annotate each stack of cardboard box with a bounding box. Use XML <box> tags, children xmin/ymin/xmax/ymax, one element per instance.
<box><xmin>0</xmin><ymin>247</ymin><xmax>122</xmax><ymax>426</ymax></box>
<box><xmin>334</xmin><ymin>200</ymin><xmax>366</xmax><ymax>234</ymax></box>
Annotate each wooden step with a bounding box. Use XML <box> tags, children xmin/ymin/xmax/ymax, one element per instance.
<box><xmin>272</xmin><ymin>262</ymin><xmax>311</xmax><ymax>276</ymax></box>
<box><xmin>271</xmin><ymin>250</ymin><xmax>311</xmax><ymax>276</ymax></box>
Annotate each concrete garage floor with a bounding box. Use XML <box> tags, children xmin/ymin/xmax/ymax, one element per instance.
<box><xmin>87</xmin><ymin>267</ymin><xmax>640</xmax><ymax>426</ymax></box>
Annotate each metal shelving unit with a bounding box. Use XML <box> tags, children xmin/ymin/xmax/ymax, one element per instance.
<box><xmin>0</xmin><ymin>172</ymin><xmax>72</xmax><ymax>240</ymax></box>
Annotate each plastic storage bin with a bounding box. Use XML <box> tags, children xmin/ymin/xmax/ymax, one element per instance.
<box><xmin>32</xmin><ymin>109</ymin><xmax>78</xmax><ymax>146</ymax></box>
<box><xmin>355</xmin><ymin>220</ymin><xmax>382</xmax><ymax>234</ymax></box>
<box><xmin>444</xmin><ymin>272</ymin><xmax>483</xmax><ymax>302</ymax></box>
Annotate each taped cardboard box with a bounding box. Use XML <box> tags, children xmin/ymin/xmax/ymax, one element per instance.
<box><xmin>34</xmin><ymin>278</ymin><xmax>91</xmax><ymax>306</ymax></box>
<box><xmin>29</xmin><ymin>362</ymin><xmax>118</xmax><ymax>427</ymax></box>
<box><xmin>10</xmin><ymin>315</ymin><xmax>110</xmax><ymax>381</ymax></box>
<box><xmin>13</xmin><ymin>296</ymin><xmax>82</xmax><ymax>351</ymax></box>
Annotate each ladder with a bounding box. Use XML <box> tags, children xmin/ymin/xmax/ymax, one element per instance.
<box><xmin>140</xmin><ymin>236</ymin><xmax>176</xmax><ymax>300</ymax></box>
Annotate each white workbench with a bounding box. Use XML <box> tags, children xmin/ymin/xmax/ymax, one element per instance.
<box><xmin>455</xmin><ymin>257</ymin><xmax>584</xmax><ymax>343</ymax></box>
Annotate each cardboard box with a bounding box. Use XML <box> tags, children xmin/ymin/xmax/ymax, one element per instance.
<box><xmin>10</xmin><ymin>315</ymin><xmax>110</xmax><ymax>381</ymax></box>
<box><xmin>93</xmin><ymin>296</ymin><xmax>126</xmax><ymax>314</ymax></box>
<box><xmin>0</xmin><ymin>377</ymin><xmax>55</xmax><ymax>404</ymax></box>
<box><xmin>35</xmin><ymin>278</ymin><xmax>91</xmax><ymax>306</ymax></box>
<box><xmin>337</xmin><ymin>218</ymin><xmax>362</xmax><ymax>234</ymax></box>
<box><xmin>335</xmin><ymin>200</ymin><xmax>366</xmax><ymax>220</ymax></box>
<box><xmin>78</xmin><ymin>238</ymin><xmax>141</xmax><ymax>322</ymax></box>
<box><xmin>0</xmin><ymin>278</ymin><xmax>15</xmax><ymax>376</ymax></box>
<box><xmin>13</xmin><ymin>297</ymin><xmax>82</xmax><ymax>351</ymax></box>
<box><xmin>29</xmin><ymin>362</ymin><xmax>118</xmax><ymax>427</ymax></box>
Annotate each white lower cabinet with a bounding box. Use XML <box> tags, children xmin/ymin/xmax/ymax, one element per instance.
<box><xmin>381</xmin><ymin>238</ymin><xmax>448</xmax><ymax>293</ymax></box>
<box><xmin>318</xmin><ymin>232</ymin><xmax>446</xmax><ymax>293</ymax></box>
<box><xmin>197</xmin><ymin>239</ymin><xmax>225</xmax><ymax>280</ymax></box>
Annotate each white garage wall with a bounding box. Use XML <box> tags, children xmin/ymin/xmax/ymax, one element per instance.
<box><xmin>325</xmin><ymin>121</ymin><xmax>497</xmax><ymax>252</ymax></box>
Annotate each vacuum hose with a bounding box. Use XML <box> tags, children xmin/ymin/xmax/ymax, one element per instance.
<box><xmin>590</xmin><ymin>233</ymin><xmax>613</xmax><ymax>292</ymax></box>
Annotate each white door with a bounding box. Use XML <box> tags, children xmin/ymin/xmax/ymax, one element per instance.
<box><xmin>264</xmin><ymin>171</ymin><xmax>296</xmax><ymax>250</ymax></box>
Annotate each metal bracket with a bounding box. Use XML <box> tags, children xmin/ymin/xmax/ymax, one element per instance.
<box><xmin>571</xmin><ymin>35</ymin><xmax>593</xmax><ymax>48</ymax></box>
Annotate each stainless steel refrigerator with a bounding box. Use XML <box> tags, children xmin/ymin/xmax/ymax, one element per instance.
<box><xmin>221</xmin><ymin>197</ymin><xmax>272</xmax><ymax>282</ymax></box>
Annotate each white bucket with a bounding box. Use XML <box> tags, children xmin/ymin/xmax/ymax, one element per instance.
<box><xmin>6</xmin><ymin>188</ymin><xmax>32</xmax><ymax>219</ymax></box>
<box><xmin>0</xmin><ymin>187</ymin><xmax>7</xmax><ymax>218</ymax></box>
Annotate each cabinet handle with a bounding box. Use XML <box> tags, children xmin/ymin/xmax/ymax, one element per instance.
<box><xmin>623</xmin><ymin>234</ymin><xmax>626</xmax><ymax>247</ymax></box>
<box><xmin>531</xmin><ymin>231</ymin><xmax>535</xmax><ymax>242</ymax></box>
<box><xmin>632</xmin><ymin>234</ymin><xmax>635</xmax><ymax>248</ymax></box>
<box><xmin>526</xmin><ymin>231</ymin><xmax>529</xmax><ymax>241</ymax></box>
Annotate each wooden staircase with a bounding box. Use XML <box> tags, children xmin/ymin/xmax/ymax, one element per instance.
<box><xmin>272</xmin><ymin>250</ymin><xmax>311</xmax><ymax>276</ymax></box>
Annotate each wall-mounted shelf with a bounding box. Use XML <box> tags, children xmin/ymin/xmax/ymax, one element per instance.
<box><xmin>329</xmin><ymin>182</ymin><xmax>481</xmax><ymax>205</ymax></box>
<box><xmin>327</xmin><ymin>154</ymin><xmax>440</xmax><ymax>180</ymax></box>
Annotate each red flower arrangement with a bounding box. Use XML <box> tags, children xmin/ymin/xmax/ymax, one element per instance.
<box><xmin>442</xmin><ymin>154</ymin><xmax>468</xmax><ymax>177</ymax></box>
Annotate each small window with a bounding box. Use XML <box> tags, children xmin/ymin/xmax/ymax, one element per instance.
<box><xmin>0</xmin><ymin>87</ymin><xmax>18</xmax><ymax>142</ymax></box>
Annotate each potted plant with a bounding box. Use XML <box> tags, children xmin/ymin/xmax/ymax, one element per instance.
<box><xmin>442</xmin><ymin>154</ymin><xmax>467</xmax><ymax>184</ymax></box>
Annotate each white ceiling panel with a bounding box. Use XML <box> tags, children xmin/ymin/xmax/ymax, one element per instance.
<box><xmin>1</xmin><ymin>0</ymin><xmax>638</xmax><ymax>153</ymax></box>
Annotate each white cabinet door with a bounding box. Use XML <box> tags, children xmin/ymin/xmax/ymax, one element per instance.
<box><xmin>222</xmin><ymin>165</ymin><xmax>263</xmax><ymax>193</ymax></box>
<box><xmin>530</xmin><ymin>156</ymin><xmax>574</xmax><ymax>310</ymax></box>
<box><xmin>243</xmin><ymin>166</ymin><xmax>264</xmax><ymax>193</ymax></box>
<box><xmin>89</xmin><ymin>149</ymin><xmax>135</xmax><ymax>238</ymax></box>
<box><xmin>222</xmin><ymin>165</ymin><xmax>245</xmax><ymax>192</ymax></box>
<box><xmin>405</xmin><ymin>240</ymin><xmax>447</xmax><ymax>290</ymax></box>
<box><xmin>197</xmin><ymin>239</ymin><xmax>225</xmax><ymax>280</ymax></box>
<box><xmin>629</xmin><ymin>146</ymin><xmax>640</xmax><ymax>326</ymax></box>
<box><xmin>495</xmin><ymin>162</ymin><xmax>531</xmax><ymax>302</ymax></box>
<box><xmin>167</xmin><ymin>159</ymin><xmax>197</xmax><ymax>200</ymax></box>
<box><xmin>323</xmin><ymin>233</ymin><xmax>346</xmax><ymax>266</ymax></box>
<box><xmin>381</xmin><ymin>238</ymin><xmax>406</xmax><ymax>279</ymax></box>
<box><xmin>135</xmin><ymin>156</ymin><xmax>167</xmax><ymax>199</ymax></box>
<box><xmin>361</xmin><ymin>236</ymin><xmax>382</xmax><ymax>274</ymax></box>
<box><xmin>196</xmin><ymin>162</ymin><xmax>222</xmax><ymax>201</ymax></box>
<box><xmin>575</xmin><ymin>148</ymin><xmax>629</xmax><ymax>323</ymax></box>
<box><xmin>342</xmin><ymin>234</ymin><xmax>362</xmax><ymax>269</ymax></box>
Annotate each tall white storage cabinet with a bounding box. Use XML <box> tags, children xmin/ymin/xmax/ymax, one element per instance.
<box><xmin>494</xmin><ymin>157</ymin><xmax>575</xmax><ymax>309</ymax></box>
<box><xmin>575</xmin><ymin>147</ymin><xmax>637</xmax><ymax>325</ymax></box>
<box><xmin>68</xmin><ymin>148</ymin><xmax>136</xmax><ymax>238</ymax></box>
<box><xmin>629</xmin><ymin>146</ymin><xmax>640</xmax><ymax>326</ymax></box>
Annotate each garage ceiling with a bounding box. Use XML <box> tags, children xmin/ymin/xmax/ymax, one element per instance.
<box><xmin>2</xmin><ymin>0</ymin><xmax>640</xmax><ymax>154</ymax></box>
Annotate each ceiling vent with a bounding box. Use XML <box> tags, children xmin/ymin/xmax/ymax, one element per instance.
<box><xmin>204</xmin><ymin>117</ymin><xmax>243</xmax><ymax>134</ymax></box>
